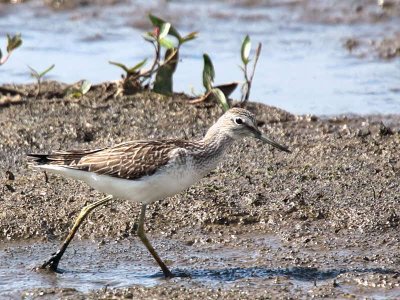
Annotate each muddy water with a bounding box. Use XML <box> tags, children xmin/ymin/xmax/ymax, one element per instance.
<box><xmin>0</xmin><ymin>236</ymin><xmax>285</xmax><ymax>296</ymax></box>
<box><xmin>0</xmin><ymin>241</ymin><xmax>163</xmax><ymax>294</ymax></box>
<box><xmin>1</xmin><ymin>0</ymin><xmax>400</xmax><ymax>115</ymax></box>
<box><xmin>1</xmin><ymin>235</ymin><xmax>399</xmax><ymax>298</ymax></box>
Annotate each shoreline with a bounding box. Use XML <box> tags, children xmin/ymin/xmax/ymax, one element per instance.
<box><xmin>1</xmin><ymin>82</ymin><xmax>399</xmax><ymax>299</ymax></box>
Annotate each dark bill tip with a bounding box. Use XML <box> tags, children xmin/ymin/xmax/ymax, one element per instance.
<box><xmin>258</xmin><ymin>134</ymin><xmax>291</xmax><ymax>153</ymax></box>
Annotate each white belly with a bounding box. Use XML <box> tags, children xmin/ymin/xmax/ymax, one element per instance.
<box><xmin>36</xmin><ymin>164</ymin><xmax>203</xmax><ymax>204</ymax></box>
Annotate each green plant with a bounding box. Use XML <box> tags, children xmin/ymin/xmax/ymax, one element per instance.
<box><xmin>66</xmin><ymin>80</ymin><xmax>92</xmax><ymax>98</ymax></box>
<box><xmin>240</xmin><ymin>35</ymin><xmax>262</xmax><ymax>103</ymax></box>
<box><xmin>28</xmin><ymin>64</ymin><xmax>55</xmax><ymax>98</ymax></box>
<box><xmin>201</xmin><ymin>54</ymin><xmax>230</xmax><ymax>111</ymax></box>
<box><xmin>202</xmin><ymin>53</ymin><xmax>215</xmax><ymax>92</ymax></box>
<box><xmin>109</xmin><ymin>59</ymin><xmax>148</xmax><ymax>79</ymax></box>
<box><xmin>109</xmin><ymin>14</ymin><xmax>197</xmax><ymax>95</ymax></box>
<box><xmin>143</xmin><ymin>14</ymin><xmax>198</xmax><ymax>94</ymax></box>
<box><xmin>190</xmin><ymin>54</ymin><xmax>239</xmax><ymax>111</ymax></box>
<box><xmin>140</xmin><ymin>19</ymin><xmax>177</xmax><ymax>93</ymax></box>
<box><xmin>0</xmin><ymin>34</ymin><xmax>22</xmax><ymax>66</ymax></box>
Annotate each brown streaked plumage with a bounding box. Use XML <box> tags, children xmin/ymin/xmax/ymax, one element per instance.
<box><xmin>29</xmin><ymin>108</ymin><xmax>291</xmax><ymax>278</ymax></box>
<box><xmin>29</xmin><ymin>140</ymin><xmax>206</xmax><ymax>180</ymax></box>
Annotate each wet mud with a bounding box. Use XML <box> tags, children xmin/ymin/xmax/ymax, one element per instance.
<box><xmin>0</xmin><ymin>82</ymin><xmax>399</xmax><ymax>299</ymax></box>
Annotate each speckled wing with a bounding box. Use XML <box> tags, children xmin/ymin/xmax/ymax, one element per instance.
<box><xmin>29</xmin><ymin>140</ymin><xmax>188</xmax><ymax>180</ymax></box>
<box><xmin>77</xmin><ymin>141</ymin><xmax>182</xmax><ymax>180</ymax></box>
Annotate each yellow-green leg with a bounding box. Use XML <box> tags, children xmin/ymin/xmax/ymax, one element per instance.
<box><xmin>40</xmin><ymin>195</ymin><xmax>113</xmax><ymax>272</ymax></box>
<box><xmin>137</xmin><ymin>204</ymin><xmax>173</xmax><ymax>278</ymax></box>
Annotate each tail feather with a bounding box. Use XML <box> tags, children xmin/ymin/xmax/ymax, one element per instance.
<box><xmin>27</xmin><ymin>153</ymin><xmax>54</xmax><ymax>165</ymax></box>
<box><xmin>28</xmin><ymin>149</ymin><xmax>104</xmax><ymax>166</ymax></box>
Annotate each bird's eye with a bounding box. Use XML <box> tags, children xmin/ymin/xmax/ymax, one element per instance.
<box><xmin>234</xmin><ymin>117</ymin><xmax>243</xmax><ymax>125</ymax></box>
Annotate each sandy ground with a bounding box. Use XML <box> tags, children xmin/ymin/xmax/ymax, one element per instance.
<box><xmin>0</xmin><ymin>82</ymin><xmax>399</xmax><ymax>299</ymax></box>
<box><xmin>0</xmin><ymin>1</ymin><xmax>399</xmax><ymax>299</ymax></box>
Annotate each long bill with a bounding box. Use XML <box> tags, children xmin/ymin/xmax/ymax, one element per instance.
<box><xmin>258</xmin><ymin>134</ymin><xmax>291</xmax><ymax>153</ymax></box>
<box><xmin>252</xmin><ymin>128</ymin><xmax>291</xmax><ymax>153</ymax></box>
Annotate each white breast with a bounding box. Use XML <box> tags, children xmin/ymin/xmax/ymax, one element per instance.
<box><xmin>35</xmin><ymin>160</ymin><xmax>204</xmax><ymax>204</ymax></box>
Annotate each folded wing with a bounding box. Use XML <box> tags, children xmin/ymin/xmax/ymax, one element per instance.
<box><xmin>28</xmin><ymin>140</ymin><xmax>183</xmax><ymax>180</ymax></box>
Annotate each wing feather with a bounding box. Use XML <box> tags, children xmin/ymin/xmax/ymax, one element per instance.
<box><xmin>29</xmin><ymin>140</ymin><xmax>197</xmax><ymax>180</ymax></box>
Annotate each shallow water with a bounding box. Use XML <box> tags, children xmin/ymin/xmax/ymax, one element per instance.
<box><xmin>0</xmin><ymin>236</ymin><xmax>283</xmax><ymax>294</ymax></box>
<box><xmin>1</xmin><ymin>0</ymin><xmax>399</xmax><ymax>115</ymax></box>
<box><xmin>0</xmin><ymin>238</ymin><xmax>257</xmax><ymax>294</ymax></box>
<box><xmin>1</xmin><ymin>236</ymin><xmax>399</xmax><ymax>298</ymax></box>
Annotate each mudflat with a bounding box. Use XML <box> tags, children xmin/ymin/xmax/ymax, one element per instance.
<box><xmin>0</xmin><ymin>82</ymin><xmax>399</xmax><ymax>299</ymax></box>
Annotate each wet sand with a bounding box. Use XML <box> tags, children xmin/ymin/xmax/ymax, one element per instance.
<box><xmin>0</xmin><ymin>82</ymin><xmax>399</xmax><ymax>299</ymax></box>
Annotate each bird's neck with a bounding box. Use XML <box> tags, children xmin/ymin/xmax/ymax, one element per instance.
<box><xmin>201</xmin><ymin>123</ymin><xmax>235</xmax><ymax>152</ymax></box>
<box><xmin>188</xmin><ymin>125</ymin><xmax>234</xmax><ymax>176</ymax></box>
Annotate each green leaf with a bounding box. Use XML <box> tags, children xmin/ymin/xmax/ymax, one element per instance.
<box><xmin>159</xmin><ymin>37</ymin><xmax>175</xmax><ymax>49</ymax></box>
<box><xmin>109</xmin><ymin>61</ymin><xmax>130</xmax><ymax>73</ymax></box>
<box><xmin>148</xmin><ymin>14</ymin><xmax>164</xmax><ymax>28</ymax></box>
<box><xmin>142</xmin><ymin>32</ymin><xmax>156</xmax><ymax>43</ymax></box>
<box><xmin>38</xmin><ymin>64</ymin><xmax>55</xmax><ymax>78</ymax></box>
<box><xmin>255</xmin><ymin>42</ymin><xmax>262</xmax><ymax>60</ymax></box>
<box><xmin>148</xmin><ymin>14</ymin><xmax>182</xmax><ymax>41</ymax></box>
<box><xmin>110</xmin><ymin>59</ymin><xmax>147</xmax><ymax>76</ymax></box>
<box><xmin>128</xmin><ymin>58</ymin><xmax>147</xmax><ymax>73</ymax></box>
<box><xmin>181</xmin><ymin>31</ymin><xmax>198</xmax><ymax>44</ymax></box>
<box><xmin>70</xmin><ymin>91</ymin><xmax>83</xmax><ymax>98</ymax></box>
<box><xmin>81</xmin><ymin>80</ymin><xmax>91</xmax><ymax>95</ymax></box>
<box><xmin>241</xmin><ymin>35</ymin><xmax>251</xmax><ymax>65</ymax></box>
<box><xmin>202</xmin><ymin>54</ymin><xmax>215</xmax><ymax>91</ymax></box>
<box><xmin>153</xmin><ymin>65</ymin><xmax>173</xmax><ymax>95</ymax></box>
<box><xmin>6</xmin><ymin>33</ymin><xmax>22</xmax><ymax>53</ymax></box>
<box><xmin>211</xmin><ymin>88</ymin><xmax>230</xmax><ymax>111</ymax></box>
<box><xmin>28</xmin><ymin>65</ymin><xmax>40</xmax><ymax>79</ymax></box>
<box><xmin>159</xmin><ymin>22</ymin><xmax>171</xmax><ymax>40</ymax></box>
<box><xmin>153</xmin><ymin>49</ymin><xmax>179</xmax><ymax>95</ymax></box>
<box><xmin>165</xmin><ymin>48</ymin><xmax>178</xmax><ymax>73</ymax></box>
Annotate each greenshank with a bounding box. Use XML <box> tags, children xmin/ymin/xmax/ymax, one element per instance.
<box><xmin>28</xmin><ymin>108</ymin><xmax>290</xmax><ymax>278</ymax></box>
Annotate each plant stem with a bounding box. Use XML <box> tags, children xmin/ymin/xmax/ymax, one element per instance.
<box><xmin>249</xmin><ymin>43</ymin><xmax>262</xmax><ymax>85</ymax></box>
<box><xmin>134</xmin><ymin>48</ymin><xmax>177</xmax><ymax>82</ymax></box>
<box><xmin>243</xmin><ymin>42</ymin><xmax>262</xmax><ymax>103</ymax></box>
<box><xmin>35</xmin><ymin>80</ymin><xmax>41</xmax><ymax>100</ymax></box>
<box><xmin>143</xmin><ymin>41</ymin><xmax>161</xmax><ymax>89</ymax></box>
<box><xmin>0</xmin><ymin>53</ymin><xmax>11</xmax><ymax>65</ymax></box>
<box><xmin>243</xmin><ymin>62</ymin><xmax>250</xmax><ymax>102</ymax></box>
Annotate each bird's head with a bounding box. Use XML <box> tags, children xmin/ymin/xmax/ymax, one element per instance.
<box><xmin>217</xmin><ymin>108</ymin><xmax>291</xmax><ymax>153</ymax></box>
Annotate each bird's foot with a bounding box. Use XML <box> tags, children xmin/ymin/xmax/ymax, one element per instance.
<box><xmin>163</xmin><ymin>269</ymin><xmax>174</xmax><ymax>279</ymax></box>
<box><xmin>38</xmin><ymin>251</ymin><xmax>62</xmax><ymax>272</ymax></box>
<box><xmin>163</xmin><ymin>269</ymin><xmax>191</xmax><ymax>279</ymax></box>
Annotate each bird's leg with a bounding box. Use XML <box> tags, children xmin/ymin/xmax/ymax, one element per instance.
<box><xmin>40</xmin><ymin>195</ymin><xmax>113</xmax><ymax>272</ymax></box>
<box><xmin>137</xmin><ymin>204</ymin><xmax>173</xmax><ymax>278</ymax></box>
